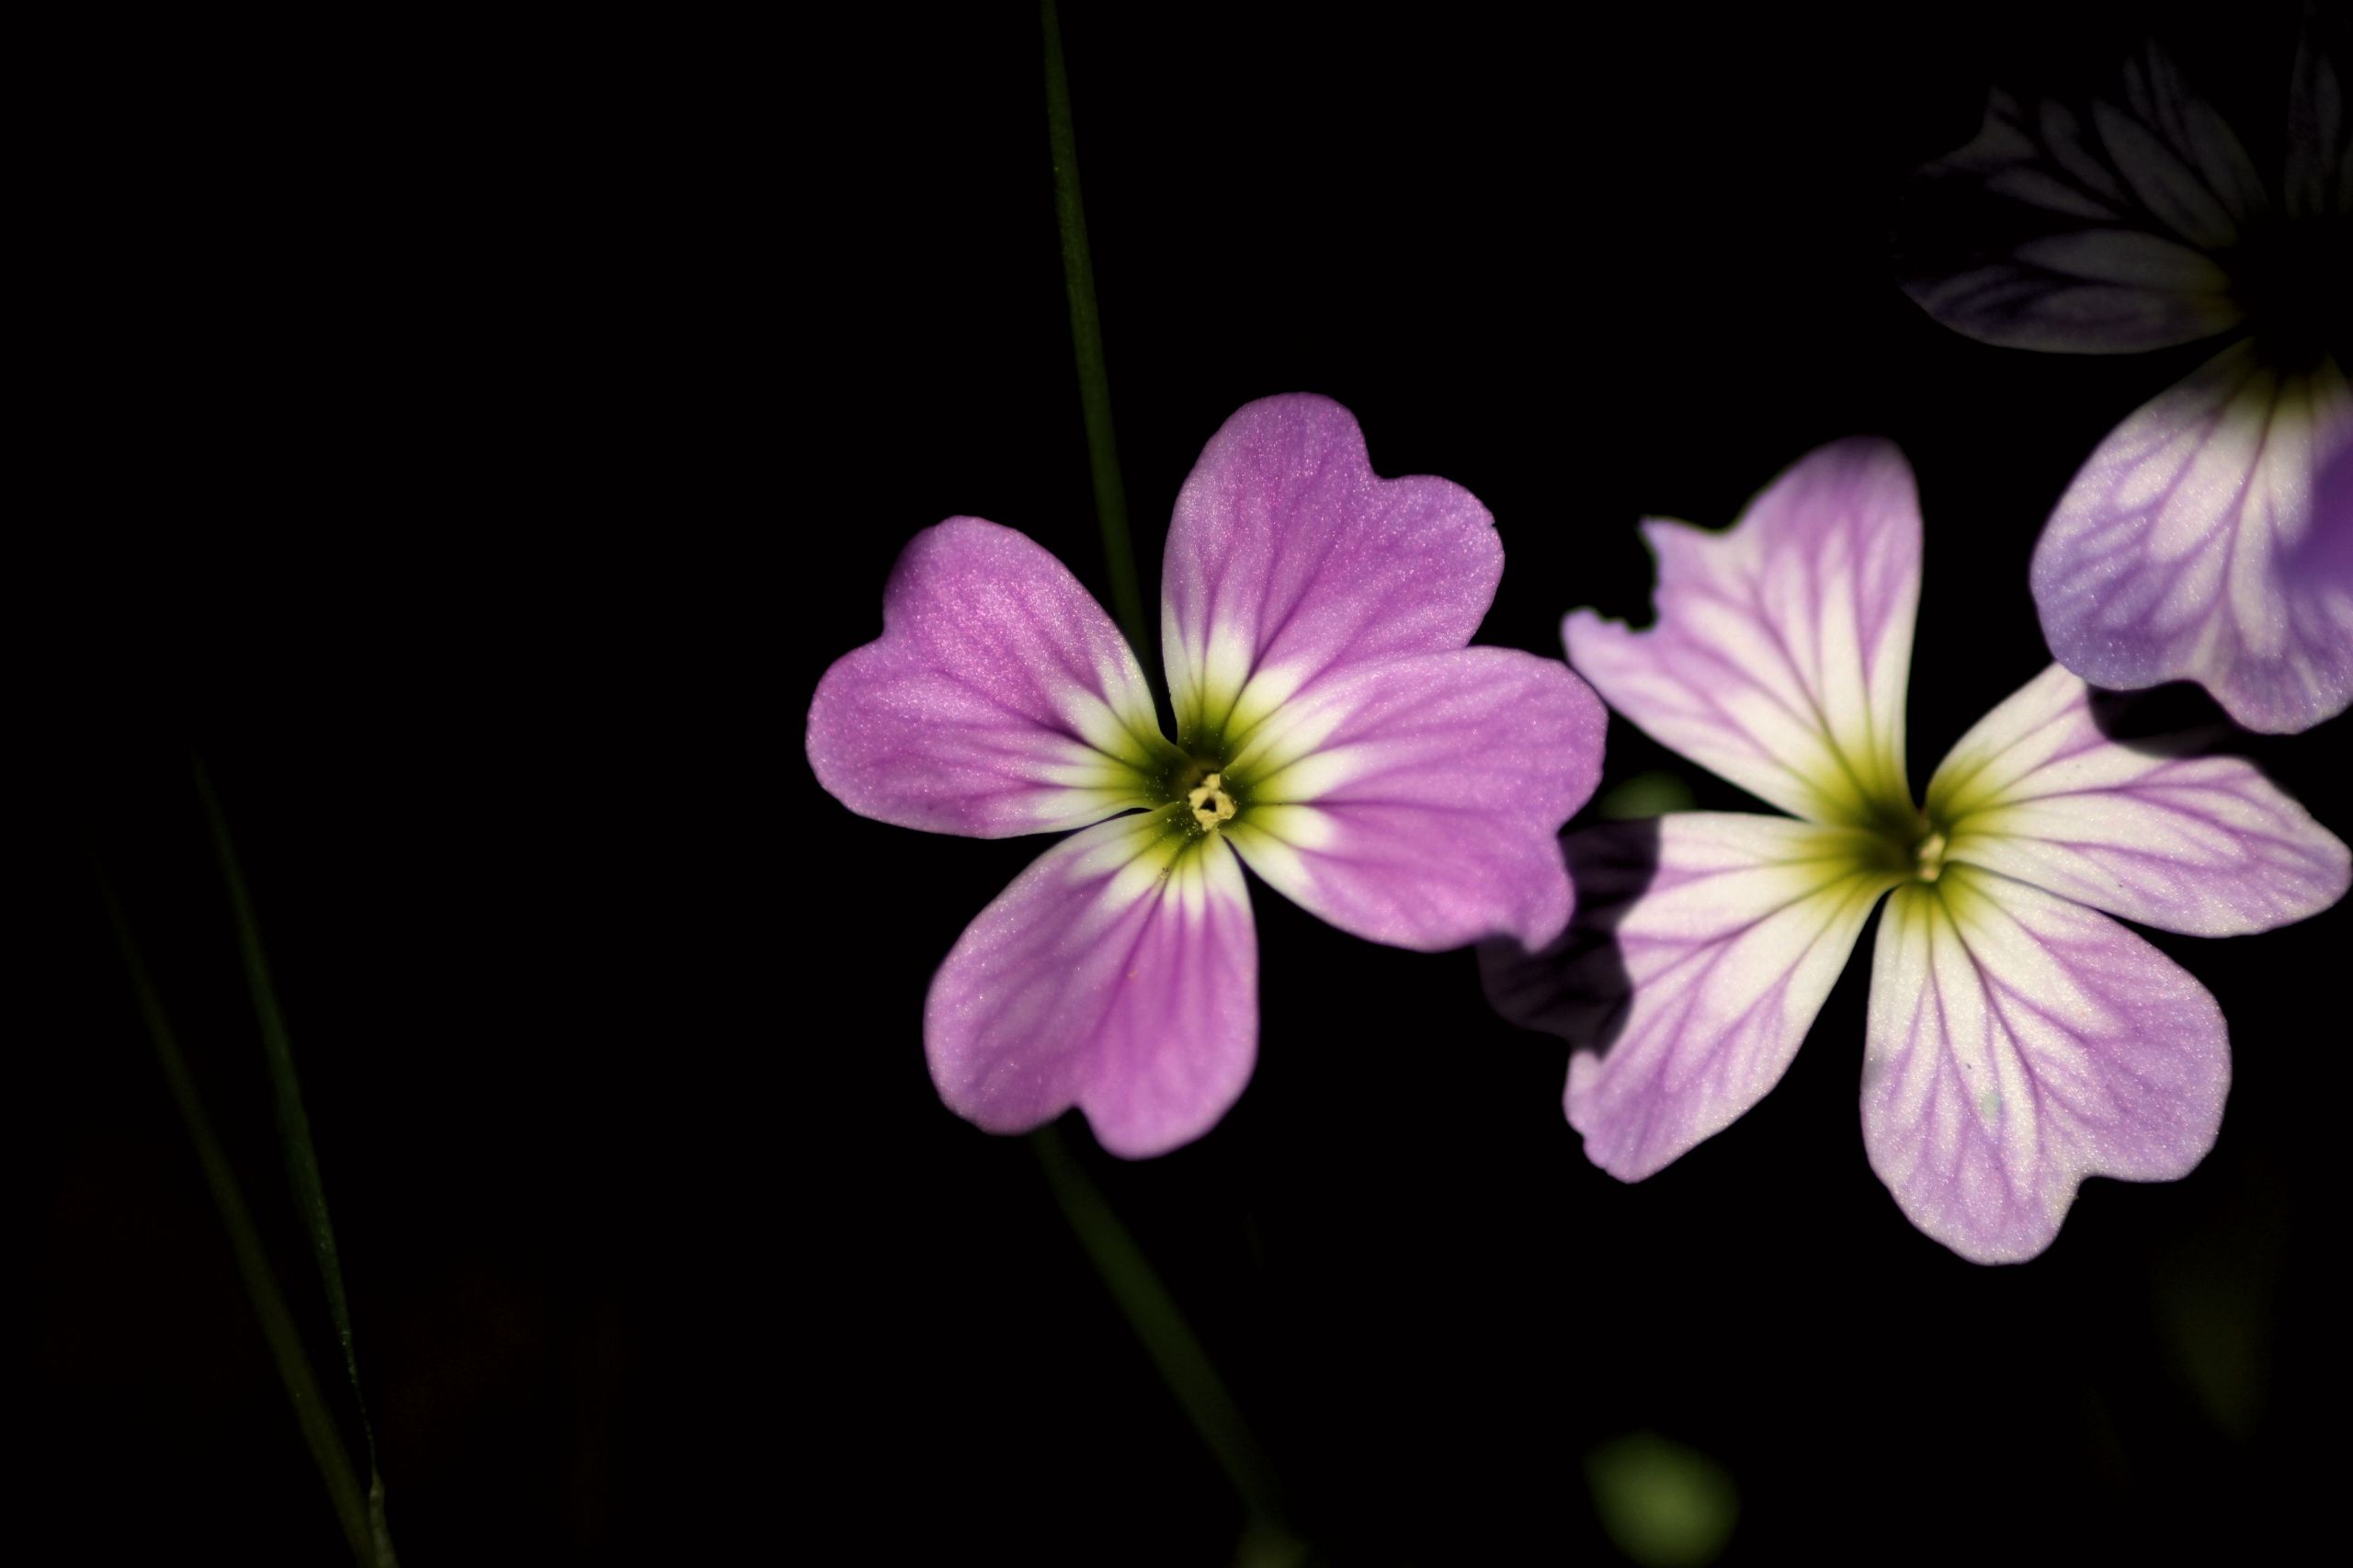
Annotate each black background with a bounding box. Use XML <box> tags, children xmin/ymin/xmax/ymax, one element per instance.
<box><xmin>41</xmin><ymin>4</ymin><xmax>2347</xmax><ymax>1562</ymax></box>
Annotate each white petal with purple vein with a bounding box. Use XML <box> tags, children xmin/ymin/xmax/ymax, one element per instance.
<box><xmin>1928</xmin><ymin>664</ymin><xmax>2350</xmax><ymax>935</ymax></box>
<box><xmin>1862</xmin><ymin>868</ymin><xmax>2228</xmax><ymax>1264</ymax></box>
<box><xmin>1565</xmin><ymin>440</ymin><xmax>1921</xmax><ymax>829</ymax></box>
<box><xmin>2031</xmin><ymin>342</ymin><xmax>2353</xmax><ymax>733</ymax></box>
<box><xmin>1483</xmin><ymin>813</ymin><xmax>1898</xmax><ymax>1182</ymax></box>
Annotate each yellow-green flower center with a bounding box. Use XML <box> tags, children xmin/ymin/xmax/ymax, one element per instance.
<box><xmin>1156</xmin><ymin>752</ymin><xmax>1250</xmax><ymax>840</ymax></box>
<box><xmin>1847</xmin><ymin>810</ymin><xmax>1958</xmax><ymax>889</ymax></box>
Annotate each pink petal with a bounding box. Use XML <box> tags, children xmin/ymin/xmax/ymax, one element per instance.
<box><xmin>808</xmin><ymin>517</ymin><xmax>1173</xmax><ymax>837</ymax></box>
<box><xmin>1483</xmin><ymin>813</ymin><xmax>1897</xmax><ymax>1181</ymax></box>
<box><xmin>1221</xmin><ymin>648</ymin><xmax>1605</xmax><ymax>951</ymax></box>
<box><xmin>1927</xmin><ymin>664</ymin><xmax>2351</xmax><ymax>935</ymax></box>
<box><xmin>1565</xmin><ymin>439</ymin><xmax>1921</xmax><ymax>830</ymax></box>
<box><xmin>2030</xmin><ymin>341</ymin><xmax>2353</xmax><ymax>733</ymax></box>
<box><xmin>1894</xmin><ymin>47</ymin><xmax>2261</xmax><ymax>353</ymax></box>
<box><xmin>1864</xmin><ymin>868</ymin><xmax>2229</xmax><ymax>1264</ymax></box>
<box><xmin>926</xmin><ymin>810</ymin><xmax>1257</xmax><ymax>1158</ymax></box>
<box><xmin>1158</xmin><ymin>394</ymin><xmax>1502</xmax><ymax>748</ymax></box>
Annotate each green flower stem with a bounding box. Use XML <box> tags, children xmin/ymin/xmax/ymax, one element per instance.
<box><xmin>1030</xmin><ymin>1125</ymin><xmax>1298</xmax><ymax>1542</ymax></box>
<box><xmin>1042</xmin><ymin>0</ymin><xmax>1151</xmax><ymax>668</ymax></box>
<box><xmin>196</xmin><ymin>761</ymin><xmax>398</xmax><ymax>1568</ymax></box>
<box><xmin>1035</xmin><ymin>18</ymin><xmax>1296</xmax><ymax>1557</ymax></box>
<box><xmin>97</xmin><ymin>872</ymin><xmax>378</xmax><ymax>1567</ymax></box>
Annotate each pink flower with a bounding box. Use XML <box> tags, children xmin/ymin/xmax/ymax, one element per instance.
<box><xmin>809</xmin><ymin>395</ymin><xmax>1605</xmax><ymax>1155</ymax></box>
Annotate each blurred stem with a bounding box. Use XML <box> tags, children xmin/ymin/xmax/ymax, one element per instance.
<box><xmin>1031</xmin><ymin>1125</ymin><xmax>1297</xmax><ymax>1541</ymax></box>
<box><xmin>196</xmin><ymin>761</ymin><xmax>398</xmax><ymax>1567</ymax></box>
<box><xmin>1042</xmin><ymin>0</ymin><xmax>1151</xmax><ymax>668</ymax></box>
<box><xmin>97</xmin><ymin>872</ymin><xmax>377</xmax><ymax>1567</ymax></box>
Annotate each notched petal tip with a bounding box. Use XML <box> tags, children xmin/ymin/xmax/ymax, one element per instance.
<box><xmin>805</xmin><ymin>517</ymin><xmax>1167</xmax><ymax>839</ymax></box>
<box><xmin>2032</xmin><ymin>343</ymin><xmax>2353</xmax><ymax>734</ymax></box>
<box><xmin>1862</xmin><ymin>872</ymin><xmax>2229</xmax><ymax>1265</ymax></box>
<box><xmin>1161</xmin><ymin>394</ymin><xmax>1504</xmax><ymax>746</ymax></box>
<box><xmin>1929</xmin><ymin>664</ymin><xmax>2352</xmax><ymax>936</ymax></box>
<box><xmin>1563</xmin><ymin>440</ymin><xmax>1923</xmax><ymax>830</ymax></box>
<box><xmin>926</xmin><ymin>818</ymin><xmax>1260</xmax><ymax>1158</ymax></box>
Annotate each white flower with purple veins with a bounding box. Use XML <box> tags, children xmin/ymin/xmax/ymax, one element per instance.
<box><xmin>808</xmin><ymin>394</ymin><xmax>1604</xmax><ymax>1156</ymax></box>
<box><xmin>1483</xmin><ymin>440</ymin><xmax>2348</xmax><ymax>1262</ymax></box>
<box><xmin>1895</xmin><ymin>14</ymin><xmax>2352</xmax><ymax>733</ymax></box>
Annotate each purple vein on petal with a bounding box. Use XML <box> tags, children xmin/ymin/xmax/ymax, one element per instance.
<box><xmin>1222</xmin><ymin>647</ymin><xmax>1604</xmax><ymax>952</ymax></box>
<box><xmin>1893</xmin><ymin>43</ymin><xmax>2262</xmax><ymax>353</ymax></box>
<box><xmin>1861</xmin><ymin>867</ymin><xmax>2228</xmax><ymax>1264</ymax></box>
<box><xmin>2031</xmin><ymin>341</ymin><xmax>2353</xmax><ymax>733</ymax></box>
<box><xmin>1927</xmin><ymin>665</ymin><xmax>2349</xmax><ymax>935</ymax></box>
<box><xmin>926</xmin><ymin>809</ymin><xmax>1259</xmax><ymax>1159</ymax></box>
<box><xmin>1565</xmin><ymin>439</ymin><xmax>1922</xmax><ymax>830</ymax></box>
<box><xmin>1159</xmin><ymin>395</ymin><xmax>1504</xmax><ymax>750</ymax></box>
<box><xmin>808</xmin><ymin>517</ymin><xmax>1179</xmax><ymax>837</ymax></box>
<box><xmin>1483</xmin><ymin>813</ymin><xmax>1900</xmax><ymax>1182</ymax></box>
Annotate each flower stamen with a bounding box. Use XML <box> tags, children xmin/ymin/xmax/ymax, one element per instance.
<box><xmin>1914</xmin><ymin>830</ymin><xmax>1948</xmax><ymax>883</ymax></box>
<box><xmin>1188</xmin><ymin>772</ymin><xmax>1238</xmax><ymax>832</ymax></box>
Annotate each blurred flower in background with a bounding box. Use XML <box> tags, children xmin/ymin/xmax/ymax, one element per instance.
<box><xmin>1895</xmin><ymin>10</ymin><xmax>2352</xmax><ymax>733</ymax></box>
<box><xmin>1587</xmin><ymin>1432</ymin><xmax>1740</xmax><ymax>1568</ymax></box>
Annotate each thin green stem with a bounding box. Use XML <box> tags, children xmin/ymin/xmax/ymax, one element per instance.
<box><xmin>1031</xmin><ymin>1125</ymin><xmax>1297</xmax><ymax>1540</ymax></box>
<box><xmin>97</xmin><ymin>871</ymin><xmax>376</xmax><ymax>1567</ymax></box>
<box><xmin>1042</xmin><ymin>0</ymin><xmax>1151</xmax><ymax>668</ymax></box>
<box><xmin>196</xmin><ymin>761</ymin><xmax>399</xmax><ymax>1567</ymax></box>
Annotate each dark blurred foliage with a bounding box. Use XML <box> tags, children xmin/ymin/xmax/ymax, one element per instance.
<box><xmin>39</xmin><ymin>3</ymin><xmax>2347</xmax><ymax>1562</ymax></box>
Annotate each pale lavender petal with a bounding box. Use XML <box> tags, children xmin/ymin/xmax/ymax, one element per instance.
<box><xmin>1158</xmin><ymin>393</ymin><xmax>1502</xmax><ymax>747</ymax></box>
<box><xmin>1895</xmin><ymin>48</ymin><xmax>2262</xmax><ymax>352</ymax></box>
<box><xmin>926</xmin><ymin>809</ymin><xmax>1257</xmax><ymax>1158</ymax></box>
<box><xmin>2031</xmin><ymin>340</ymin><xmax>2353</xmax><ymax>733</ymax></box>
<box><xmin>2283</xmin><ymin>6</ymin><xmax>2349</xmax><ymax>223</ymax></box>
<box><xmin>1926</xmin><ymin>664</ymin><xmax>2350</xmax><ymax>935</ymax></box>
<box><xmin>1863</xmin><ymin>868</ymin><xmax>2228</xmax><ymax>1264</ymax></box>
<box><xmin>1221</xmin><ymin>648</ymin><xmax>1604</xmax><ymax>951</ymax></box>
<box><xmin>808</xmin><ymin>517</ymin><xmax>1174</xmax><ymax>837</ymax></box>
<box><xmin>1565</xmin><ymin>439</ymin><xmax>1921</xmax><ymax>830</ymax></box>
<box><xmin>1482</xmin><ymin>813</ymin><xmax>1897</xmax><ymax>1181</ymax></box>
